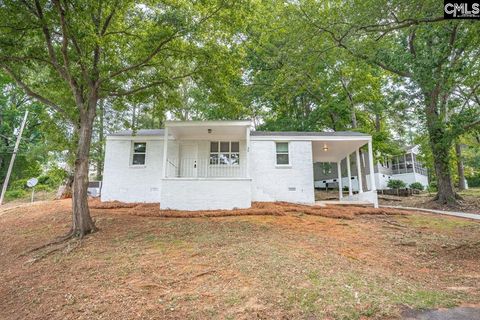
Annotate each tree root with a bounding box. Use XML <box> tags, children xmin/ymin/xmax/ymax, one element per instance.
<box><xmin>26</xmin><ymin>239</ymin><xmax>81</xmax><ymax>264</ymax></box>
<box><xmin>20</xmin><ymin>230</ymin><xmax>76</xmax><ymax>256</ymax></box>
<box><xmin>432</xmin><ymin>192</ymin><xmax>463</xmax><ymax>205</ymax></box>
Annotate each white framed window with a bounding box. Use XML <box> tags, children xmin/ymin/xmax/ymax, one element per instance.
<box><xmin>276</xmin><ymin>142</ymin><xmax>289</xmax><ymax>165</ymax></box>
<box><xmin>209</xmin><ymin>141</ymin><xmax>240</xmax><ymax>165</ymax></box>
<box><xmin>322</xmin><ymin>163</ymin><xmax>332</xmax><ymax>174</ymax></box>
<box><xmin>132</xmin><ymin>142</ymin><xmax>146</xmax><ymax>165</ymax></box>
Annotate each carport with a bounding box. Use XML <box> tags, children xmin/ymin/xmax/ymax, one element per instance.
<box><xmin>311</xmin><ymin>132</ymin><xmax>378</xmax><ymax>207</ymax></box>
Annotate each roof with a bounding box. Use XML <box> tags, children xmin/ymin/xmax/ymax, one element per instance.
<box><xmin>165</xmin><ymin>120</ymin><xmax>251</xmax><ymax>127</ymax></box>
<box><xmin>250</xmin><ymin>131</ymin><xmax>369</xmax><ymax>137</ymax></box>
<box><xmin>108</xmin><ymin>129</ymin><xmax>165</xmax><ymax>136</ymax></box>
<box><xmin>108</xmin><ymin>129</ymin><xmax>369</xmax><ymax>137</ymax></box>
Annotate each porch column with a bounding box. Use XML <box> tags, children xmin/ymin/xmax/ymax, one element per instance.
<box><xmin>346</xmin><ymin>153</ymin><xmax>353</xmax><ymax>196</ymax></box>
<box><xmin>368</xmin><ymin>139</ymin><xmax>376</xmax><ymax>191</ymax></box>
<box><xmin>162</xmin><ymin>127</ymin><xmax>169</xmax><ymax>178</ymax></box>
<box><xmin>245</xmin><ymin>125</ymin><xmax>250</xmax><ymax>178</ymax></box>
<box><xmin>411</xmin><ymin>152</ymin><xmax>416</xmax><ymax>174</ymax></box>
<box><xmin>337</xmin><ymin>161</ymin><xmax>343</xmax><ymax>199</ymax></box>
<box><xmin>355</xmin><ymin>148</ymin><xmax>364</xmax><ymax>193</ymax></box>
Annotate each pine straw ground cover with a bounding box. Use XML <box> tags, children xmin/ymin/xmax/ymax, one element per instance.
<box><xmin>0</xmin><ymin>200</ymin><xmax>479</xmax><ymax>319</ymax></box>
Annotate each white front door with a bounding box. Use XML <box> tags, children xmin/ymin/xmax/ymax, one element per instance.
<box><xmin>180</xmin><ymin>144</ymin><xmax>198</xmax><ymax>177</ymax></box>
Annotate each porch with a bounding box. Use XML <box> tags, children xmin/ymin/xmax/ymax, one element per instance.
<box><xmin>311</xmin><ymin>135</ymin><xmax>378</xmax><ymax>208</ymax></box>
<box><xmin>160</xmin><ymin>120</ymin><xmax>252</xmax><ymax>210</ymax></box>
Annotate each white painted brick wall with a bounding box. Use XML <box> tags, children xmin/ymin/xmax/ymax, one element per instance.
<box><xmin>102</xmin><ymin>136</ymin><xmax>317</xmax><ymax>207</ymax></box>
<box><xmin>250</xmin><ymin>140</ymin><xmax>315</xmax><ymax>204</ymax></box>
<box><xmin>101</xmin><ymin>138</ymin><xmax>165</xmax><ymax>203</ymax></box>
<box><xmin>160</xmin><ymin>179</ymin><xmax>251</xmax><ymax>210</ymax></box>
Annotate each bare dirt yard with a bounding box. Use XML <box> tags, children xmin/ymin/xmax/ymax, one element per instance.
<box><xmin>1</xmin><ymin>200</ymin><xmax>479</xmax><ymax>319</ymax></box>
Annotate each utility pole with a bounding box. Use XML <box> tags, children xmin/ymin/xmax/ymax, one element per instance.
<box><xmin>0</xmin><ymin>110</ymin><xmax>29</xmax><ymax>205</ymax></box>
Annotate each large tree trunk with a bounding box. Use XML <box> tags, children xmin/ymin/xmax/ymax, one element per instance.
<box><xmin>455</xmin><ymin>142</ymin><xmax>466</xmax><ymax>190</ymax></box>
<box><xmin>71</xmin><ymin>100</ymin><xmax>97</xmax><ymax>237</ymax></box>
<box><xmin>424</xmin><ymin>88</ymin><xmax>458</xmax><ymax>204</ymax></box>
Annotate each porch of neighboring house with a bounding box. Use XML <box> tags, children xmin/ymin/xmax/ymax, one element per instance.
<box><xmin>311</xmin><ymin>135</ymin><xmax>378</xmax><ymax>208</ymax></box>
<box><xmin>159</xmin><ymin>120</ymin><xmax>252</xmax><ymax>210</ymax></box>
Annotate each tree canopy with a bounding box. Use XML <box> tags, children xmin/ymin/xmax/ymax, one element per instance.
<box><xmin>0</xmin><ymin>0</ymin><xmax>479</xmax><ymax>235</ymax></box>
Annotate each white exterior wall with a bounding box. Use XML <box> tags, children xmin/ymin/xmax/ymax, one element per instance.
<box><xmin>365</xmin><ymin>172</ymin><xmax>428</xmax><ymax>190</ymax></box>
<box><xmin>101</xmin><ymin>138</ymin><xmax>171</xmax><ymax>203</ymax></box>
<box><xmin>368</xmin><ymin>173</ymin><xmax>392</xmax><ymax>190</ymax></box>
<box><xmin>250</xmin><ymin>140</ymin><xmax>315</xmax><ymax>204</ymax></box>
<box><xmin>160</xmin><ymin>178</ymin><xmax>251</xmax><ymax>210</ymax></box>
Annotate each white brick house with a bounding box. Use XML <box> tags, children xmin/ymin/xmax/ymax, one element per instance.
<box><xmin>101</xmin><ymin>120</ymin><xmax>378</xmax><ymax>210</ymax></box>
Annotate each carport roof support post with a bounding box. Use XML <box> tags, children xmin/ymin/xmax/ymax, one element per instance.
<box><xmin>162</xmin><ymin>127</ymin><xmax>168</xmax><ymax>178</ymax></box>
<box><xmin>346</xmin><ymin>153</ymin><xmax>353</xmax><ymax>196</ymax></box>
<box><xmin>337</xmin><ymin>161</ymin><xmax>343</xmax><ymax>199</ymax></box>
<box><xmin>355</xmin><ymin>148</ymin><xmax>363</xmax><ymax>193</ymax></box>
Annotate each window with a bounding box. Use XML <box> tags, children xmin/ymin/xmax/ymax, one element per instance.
<box><xmin>276</xmin><ymin>142</ymin><xmax>289</xmax><ymax>165</ymax></box>
<box><xmin>322</xmin><ymin>163</ymin><xmax>332</xmax><ymax>174</ymax></box>
<box><xmin>132</xmin><ymin>142</ymin><xmax>146</xmax><ymax>165</ymax></box>
<box><xmin>210</xmin><ymin>141</ymin><xmax>239</xmax><ymax>165</ymax></box>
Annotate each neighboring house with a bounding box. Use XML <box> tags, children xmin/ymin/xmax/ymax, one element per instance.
<box><xmin>314</xmin><ymin>145</ymin><xmax>429</xmax><ymax>191</ymax></box>
<box><xmin>101</xmin><ymin>120</ymin><xmax>379</xmax><ymax>210</ymax></box>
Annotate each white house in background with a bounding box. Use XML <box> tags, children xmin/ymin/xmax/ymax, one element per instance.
<box><xmin>314</xmin><ymin>145</ymin><xmax>429</xmax><ymax>191</ymax></box>
<box><xmin>101</xmin><ymin>120</ymin><xmax>378</xmax><ymax>210</ymax></box>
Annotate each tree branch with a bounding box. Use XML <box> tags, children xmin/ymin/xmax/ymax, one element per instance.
<box><xmin>103</xmin><ymin>3</ymin><xmax>224</xmax><ymax>83</ymax></box>
<box><xmin>33</xmin><ymin>0</ymin><xmax>63</xmax><ymax>78</ymax></box>
<box><xmin>106</xmin><ymin>70</ymin><xmax>197</xmax><ymax>97</ymax></box>
<box><xmin>1</xmin><ymin>65</ymin><xmax>69</xmax><ymax>119</ymax></box>
<box><xmin>299</xmin><ymin>6</ymin><xmax>412</xmax><ymax>78</ymax></box>
<box><xmin>408</xmin><ymin>28</ymin><xmax>416</xmax><ymax>57</ymax></box>
<box><xmin>359</xmin><ymin>16</ymin><xmax>445</xmax><ymax>34</ymax></box>
<box><xmin>104</xmin><ymin>32</ymin><xmax>182</xmax><ymax>81</ymax></box>
<box><xmin>463</xmin><ymin>118</ymin><xmax>480</xmax><ymax>131</ymax></box>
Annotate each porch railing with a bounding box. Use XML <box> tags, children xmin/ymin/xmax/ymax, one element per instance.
<box><xmin>166</xmin><ymin>158</ymin><xmax>247</xmax><ymax>178</ymax></box>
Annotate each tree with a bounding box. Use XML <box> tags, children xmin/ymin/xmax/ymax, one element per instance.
<box><xmin>0</xmin><ymin>0</ymin><xmax>244</xmax><ymax>238</ymax></box>
<box><xmin>0</xmin><ymin>75</ymin><xmax>52</xmax><ymax>188</ymax></box>
<box><xmin>299</xmin><ymin>0</ymin><xmax>480</xmax><ymax>204</ymax></box>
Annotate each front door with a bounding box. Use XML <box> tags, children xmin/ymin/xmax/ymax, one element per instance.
<box><xmin>179</xmin><ymin>144</ymin><xmax>198</xmax><ymax>177</ymax></box>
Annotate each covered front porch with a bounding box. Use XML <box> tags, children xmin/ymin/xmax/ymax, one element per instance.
<box><xmin>160</xmin><ymin>120</ymin><xmax>252</xmax><ymax>210</ymax></box>
<box><xmin>312</xmin><ymin>135</ymin><xmax>378</xmax><ymax>208</ymax></box>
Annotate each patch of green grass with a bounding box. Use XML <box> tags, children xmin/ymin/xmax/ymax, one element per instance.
<box><xmin>458</xmin><ymin>187</ymin><xmax>480</xmax><ymax>197</ymax></box>
<box><xmin>286</xmin><ymin>268</ymin><xmax>461</xmax><ymax>319</ymax></box>
<box><xmin>395</xmin><ymin>289</ymin><xmax>461</xmax><ymax>310</ymax></box>
<box><xmin>402</xmin><ymin>215</ymin><xmax>477</xmax><ymax>231</ymax></box>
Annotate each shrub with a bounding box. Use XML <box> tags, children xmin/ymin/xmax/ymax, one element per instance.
<box><xmin>466</xmin><ymin>175</ymin><xmax>480</xmax><ymax>188</ymax></box>
<box><xmin>428</xmin><ymin>181</ymin><xmax>438</xmax><ymax>192</ymax></box>
<box><xmin>387</xmin><ymin>179</ymin><xmax>406</xmax><ymax>189</ymax></box>
<box><xmin>4</xmin><ymin>189</ymin><xmax>27</xmax><ymax>201</ymax></box>
<box><xmin>37</xmin><ymin>167</ymin><xmax>68</xmax><ymax>189</ymax></box>
<box><xmin>10</xmin><ymin>178</ymin><xmax>29</xmax><ymax>190</ymax></box>
<box><xmin>34</xmin><ymin>184</ymin><xmax>52</xmax><ymax>192</ymax></box>
<box><xmin>409</xmin><ymin>182</ymin><xmax>424</xmax><ymax>191</ymax></box>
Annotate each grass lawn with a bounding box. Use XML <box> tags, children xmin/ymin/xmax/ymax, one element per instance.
<box><xmin>0</xmin><ymin>200</ymin><xmax>479</xmax><ymax>319</ymax></box>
